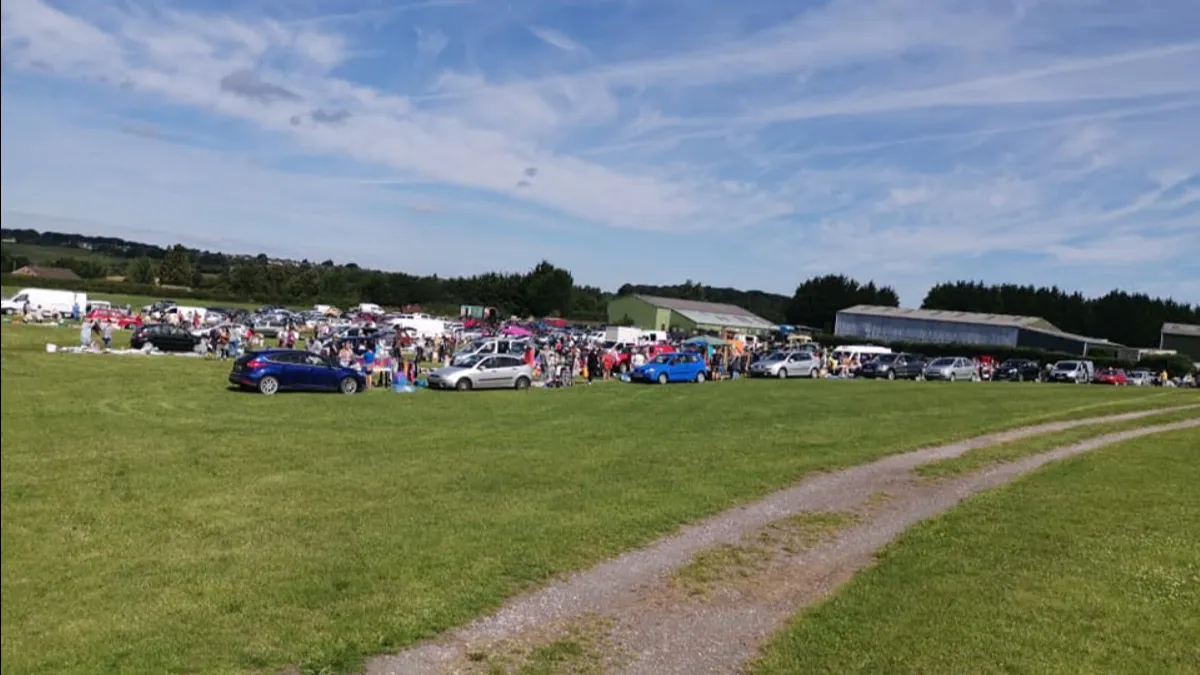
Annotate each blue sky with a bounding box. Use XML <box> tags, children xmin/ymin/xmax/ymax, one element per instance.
<box><xmin>2</xmin><ymin>0</ymin><xmax>1198</xmax><ymax>305</ymax></box>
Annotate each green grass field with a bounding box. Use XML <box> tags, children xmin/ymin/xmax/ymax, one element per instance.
<box><xmin>1</xmin><ymin>242</ymin><xmax>119</xmax><ymax>265</ymax></box>
<box><xmin>751</xmin><ymin>428</ymin><xmax>1200</xmax><ymax>675</ymax></box>
<box><xmin>2</xmin><ymin>324</ymin><xmax>1196</xmax><ymax>675</ymax></box>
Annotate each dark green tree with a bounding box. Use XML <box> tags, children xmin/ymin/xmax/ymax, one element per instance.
<box><xmin>157</xmin><ymin>245</ymin><xmax>195</xmax><ymax>286</ymax></box>
<box><xmin>521</xmin><ymin>261</ymin><xmax>574</xmax><ymax>317</ymax></box>
<box><xmin>785</xmin><ymin>274</ymin><xmax>900</xmax><ymax>331</ymax></box>
<box><xmin>125</xmin><ymin>257</ymin><xmax>158</xmax><ymax>284</ymax></box>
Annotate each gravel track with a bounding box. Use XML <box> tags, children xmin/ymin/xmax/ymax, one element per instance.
<box><xmin>366</xmin><ymin>406</ymin><xmax>1200</xmax><ymax>675</ymax></box>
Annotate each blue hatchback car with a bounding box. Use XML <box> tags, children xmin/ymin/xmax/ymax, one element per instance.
<box><xmin>632</xmin><ymin>352</ymin><xmax>710</xmax><ymax>384</ymax></box>
<box><xmin>229</xmin><ymin>349</ymin><xmax>366</xmax><ymax>395</ymax></box>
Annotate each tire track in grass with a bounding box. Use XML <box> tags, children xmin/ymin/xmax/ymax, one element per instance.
<box><xmin>917</xmin><ymin>404</ymin><xmax>1200</xmax><ymax>478</ymax></box>
<box><xmin>365</xmin><ymin>409</ymin><xmax>1199</xmax><ymax>675</ymax></box>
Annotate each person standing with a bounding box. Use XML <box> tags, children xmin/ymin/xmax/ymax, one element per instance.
<box><xmin>102</xmin><ymin>320</ymin><xmax>113</xmax><ymax>351</ymax></box>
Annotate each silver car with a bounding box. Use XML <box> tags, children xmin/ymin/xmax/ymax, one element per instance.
<box><xmin>427</xmin><ymin>354</ymin><xmax>534</xmax><ymax>391</ymax></box>
<box><xmin>749</xmin><ymin>350</ymin><xmax>821</xmax><ymax>379</ymax></box>
<box><xmin>923</xmin><ymin>356</ymin><xmax>979</xmax><ymax>382</ymax></box>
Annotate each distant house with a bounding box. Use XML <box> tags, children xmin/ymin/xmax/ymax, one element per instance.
<box><xmin>11</xmin><ymin>265</ymin><xmax>82</xmax><ymax>281</ymax></box>
<box><xmin>1160</xmin><ymin>323</ymin><xmax>1200</xmax><ymax>361</ymax></box>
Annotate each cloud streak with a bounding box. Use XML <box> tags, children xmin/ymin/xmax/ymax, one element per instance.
<box><xmin>1</xmin><ymin>0</ymin><xmax>1197</xmax><ymax>303</ymax></box>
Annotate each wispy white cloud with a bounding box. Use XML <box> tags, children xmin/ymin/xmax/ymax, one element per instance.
<box><xmin>414</xmin><ymin>27</ymin><xmax>448</xmax><ymax>60</ymax></box>
<box><xmin>1</xmin><ymin>0</ymin><xmax>1198</xmax><ymax>302</ymax></box>
<box><xmin>528</xmin><ymin>25</ymin><xmax>584</xmax><ymax>52</ymax></box>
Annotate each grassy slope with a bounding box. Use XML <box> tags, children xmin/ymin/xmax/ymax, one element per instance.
<box><xmin>751</xmin><ymin>429</ymin><xmax>1200</xmax><ymax>675</ymax></box>
<box><xmin>1</xmin><ymin>242</ymin><xmax>119</xmax><ymax>265</ymax></box>
<box><xmin>2</xmin><ymin>324</ymin><xmax>1195</xmax><ymax>675</ymax></box>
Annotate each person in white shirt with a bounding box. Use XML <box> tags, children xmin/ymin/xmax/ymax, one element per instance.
<box><xmin>631</xmin><ymin>350</ymin><xmax>646</xmax><ymax>368</ymax></box>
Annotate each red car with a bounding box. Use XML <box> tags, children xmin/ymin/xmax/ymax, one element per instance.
<box><xmin>1093</xmin><ymin>368</ymin><xmax>1128</xmax><ymax>386</ymax></box>
<box><xmin>86</xmin><ymin>308</ymin><xmax>142</xmax><ymax>330</ymax></box>
<box><xmin>614</xmin><ymin>343</ymin><xmax>676</xmax><ymax>374</ymax></box>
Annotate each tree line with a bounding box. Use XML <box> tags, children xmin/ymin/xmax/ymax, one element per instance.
<box><xmin>2</xmin><ymin>229</ymin><xmax>1196</xmax><ymax>345</ymax></box>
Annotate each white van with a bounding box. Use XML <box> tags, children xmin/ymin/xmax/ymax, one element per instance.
<box><xmin>1</xmin><ymin>288</ymin><xmax>88</xmax><ymax>316</ymax></box>
<box><xmin>831</xmin><ymin>344</ymin><xmax>892</xmax><ymax>362</ymax></box>
<box><xmin>452</xmin><ymin>337</ymin><xmax>529</xmax><ymax>364</ymax></box>
<box><xmin>390</xmin><ymin>312</ymin><xmax>447</xmax><ymax>338</ymax></box>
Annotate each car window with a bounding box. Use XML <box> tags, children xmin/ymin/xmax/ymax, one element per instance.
<box><xmin>304</xmin><ymin>354</ymin><xmax>328</xmax><ymax>367</ymax></box>
<box><xmin>477</xmin><ymin>357</ymin><xmax>497</xmax><ymax>369</ymax></box>
<box><xmin>267</xmin><ymin>352</ymin><xmax>304</xmax><ymax>364</ymax></box>
<box><xmin>496</xmin><ymin>356</ymin><xmax>522</xmax><ymax>368</ymax></box>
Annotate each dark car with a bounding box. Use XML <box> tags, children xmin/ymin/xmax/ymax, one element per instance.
<box><xmin>994</xmin><ymin>359</ymin><xmax>1042</xmax><ymax>382</ymax></box>
<box><xmin>129</xmin><ymin>323</ymin><xmax>201</xmax><ymax>352</ymax></box>
<box><xmin>860</xmin><ymin>352</ymin><xmax>927</xmax><ymax>380</ymax></box>
<box><xmin>229</xmin><ymin>349</ymin><xmax>366</xmax><ymax>395</ymax></box>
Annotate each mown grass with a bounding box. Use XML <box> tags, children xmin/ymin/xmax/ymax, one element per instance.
<box><xmin>2</xmin><ymin>324</ymin><xmax>1196</xmax><ymax>675</ymax></box>
<box><xmin>917</xmin><ymin>405</ymin><xmax>1200</xmax><ymax>478</ymax></box>
<box><xmin>751</xmin><ymin>429</ymin><xmax>1200</xmax><ymax>675</ymax></box>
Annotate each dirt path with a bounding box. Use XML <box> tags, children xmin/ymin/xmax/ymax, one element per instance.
<box><xmin>366</xmin><ymin>407</ymin><xmax>1200</xmax><ymax>675</ymax></box>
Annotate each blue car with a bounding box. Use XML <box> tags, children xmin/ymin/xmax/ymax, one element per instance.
<box><xmin>632</xmin><ymin>352</ymin><xmax>710</xmax><ymax>384</ymax></box>
<box><xmin>229</xmin><ymin>349</ymin><xmax>366</xmax><ymax>395</ymax></box>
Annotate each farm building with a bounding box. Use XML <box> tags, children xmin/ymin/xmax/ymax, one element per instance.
<box><xmin>11</xmin><ymin>265</ymin><xmax>81</xmax><ymax>281</ymax></box>
<box><xmin>1160</xmin><ymin>323</ymin><xmax>1200</xmax><ymax>361</ymax></box>
<box><xmin>606</xmin><ymin>294</ymin><xmax>777</xmax><ymax>336</ymax></box>
<box><xmin>834</xmin><ymin>305</ymin><xmax>1123</xmax><ymax>357</ymax></box>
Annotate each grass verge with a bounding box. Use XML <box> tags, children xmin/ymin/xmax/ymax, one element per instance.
<box><xmin>2</xmin><ymin>323</ymin><xmax>1197</xmax><ymax>675</ymax></box>
<box><xmin>917</xmin><ymin>405</ymin><xmax>1200</xmax><ymax>478</ymax></box>
<box><xmin>750</xmin><ymin>428</ymin><xmax>1200</xmax><ymax>675</ymax></box>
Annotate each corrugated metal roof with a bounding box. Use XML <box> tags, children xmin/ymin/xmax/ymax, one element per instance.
<box><xmin>838</xmin><ymin>305</ymin><xmax>1055</xmax><ymax>330</ymax></box>
<box><xmin>635</xmin><ymin>294</ymin><xmax>757</xmax><ymax>317</ymax></box>
<box><xmin>673</xmin><ymin>308</ymin><xmax>776</xmax><ymax>330</ymax></box>
<box><xmin>1162</xmin><ymin>322</ymin><xmax>1200</xmax><ymax>337</ymax></box>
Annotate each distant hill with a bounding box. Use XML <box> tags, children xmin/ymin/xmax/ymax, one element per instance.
<box><xmin>616</xmin><ymin>282</ymin><xmax>790</xmax><ymax>323</ymax></box>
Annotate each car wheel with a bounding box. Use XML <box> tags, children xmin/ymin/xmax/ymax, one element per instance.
<box><xmin>948</xmin><ymin>373</ymin><xmax>956</xmax><ymax>382</ymax></box>
<box><xmin>514</xmin><ymin>376</ymin><xmax>531</xmax><ymax>390</ymax></box>
<box><xmin>695</xmin><ymin>371</ymin><xmax>706</xmax><ymax>383</ymax></box>
<box><xmin>455</xmin><ymin>378</ymin><xmax>472</xmax><ymax>391</ymax></box>
<box><xmin>338</xmin><ymin>377</ymin><xmax>358</xmax><ymax>394</ymax></box>
<box><xmin>777</xmin><ymin>368</ymin><xmax>788</xmax><ymax>379</ymax></box>
<box><xmin>657</xmin><ymin>373</ymin><xmax>669</xmax><ymax>385</ymax></box>
<box><xmin>258</xmin><ymin>375</ymin><xmax>280</xmax><ymax>395</ymax></box>
<box><xmin>809</xmin><ymin>368</ymin><xmax>819</xmax><ymax>379</ymax></box>
<box><xmin>886</xmin><ymin>370</ymin><xmax>896</xmax><ymax>380</ymax></box>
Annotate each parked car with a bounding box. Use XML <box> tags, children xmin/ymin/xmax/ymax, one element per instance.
<box><xmin>994</xmin><ymin>358</ymin><xmax>1043</xmax><ymax>382</ymax></box>
<box><xmin>129</xmin><ymin>323</ymin><xmax>202</xmax><ymax>352</ymax></box>
<box><xmin>632</xmin><ymin>352</ymin><xmax>709</xmax><ymax>384</ymax></box>
<box><xmin>86</xmin><ymin>308</ymin><xmax>141</xmax><ymax>330</ymax></box>
<box><xmin>229</xmin><ymin>349</ymin><xmax>365</xmax><ymax>395</ymax></box>
<box><xmin>1093</xmin><ymin>368</ymin><xmax>1129</xmax><ymax>386</ymax></box>
<box><xmin>427</xmin><ymin>354</ymin><xmax>534</xmax><ymax>391</ymax></box>
<box><xmin>613</xmin><ymin>343</ymin><xmax>676</xmax><ymax>374</ymax></box>
<box><xmin>860</xmin><ymin>352</ymin><xmax>927</xmax><ymax>380</ymax></box>
<box><xmin>1048</xmin><ymin>360</ymin><xmax>1090</xmax><ymax>383</ymax></box>
<box><xmin>748</xmin><ymin>351</ymin><xmax>821</xmax><ymax>379</ymax></box>
<box><xmin>1127</xmin><ymin>369</ymin><xmax>1154</xmax><ymax>386</ymax></box>
<box><xmin>923</xmin><ymin>357</ymin><xmax>979</xmax><ymax>382</ymax></box>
